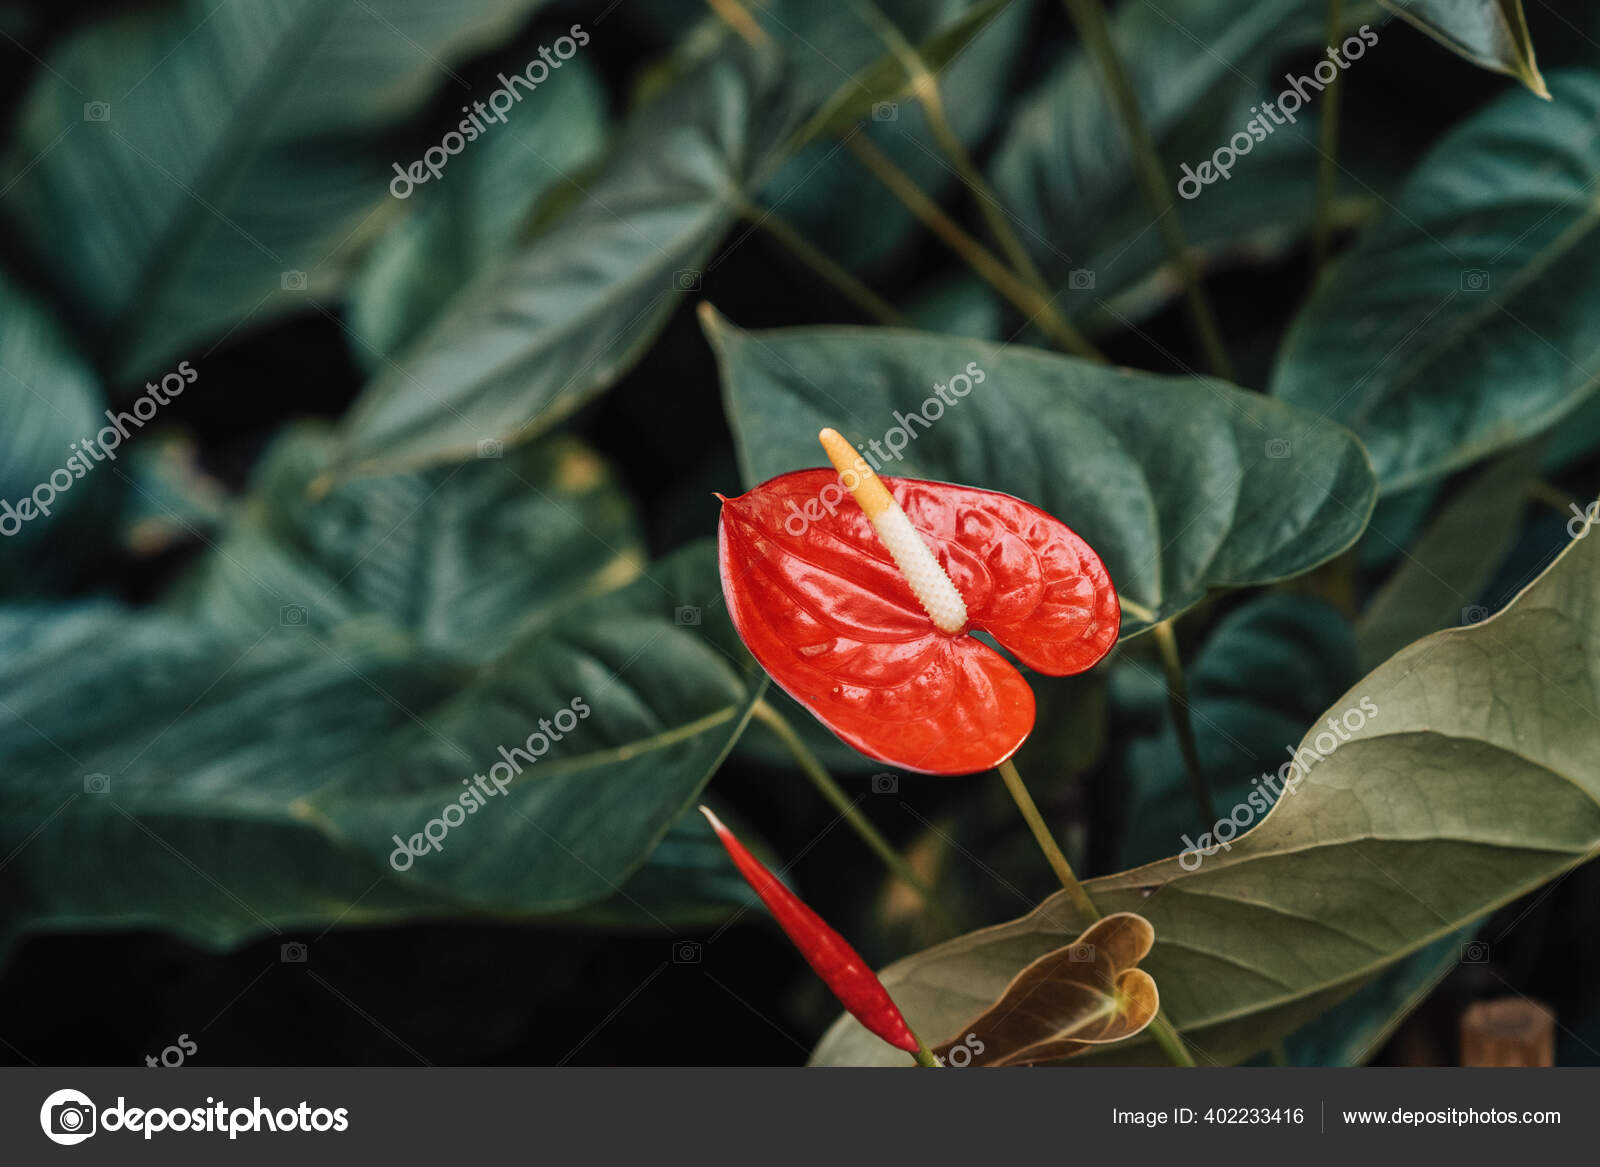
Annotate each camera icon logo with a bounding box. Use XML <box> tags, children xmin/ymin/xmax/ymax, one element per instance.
<box><xmin>1265</xmin><ymin>438</ymin><xmax>1292</xmax><ymax>459</ymax></box>
<box><xmin>82</xmin><ymin>102</ymin><xmax>111</xmax><ymax>122</ymax></box>
<box><xmin>83</xmin><ymin>773</ymin><xmax>110</xmax><ymax>795</ymax></box>
<box><xmin>281</xmin><ymin>941</ymin><xmax>308</xmax><ymax>963</ymax></box>
<box><xmin>672</xmin><ymin>940</ymin><xmax>702</xmax><ymax>964</ymax></box>
<box><xmin>870</xmin><ymin>772</ymin><xmax>898</xmax><ymax>795</ymax></box>
<box><xmin>280</xmin><ymin>604</ymin><xmax>308</xmax><ymax>627</ymax></box>
<box><xmin>281</xmin><ymin>270</ymin><xmax>308</xmax><ymax>292</ymax></box>
<box><xmin>1068</xmin><ymin>269</ymin><xmax>1096</xmax><ymax>290</ymax></box>
<box><xmin>871</xmin><ymin>101</ymin><xmax>899</xmax><ymax>122</ymax></box>
<box><xmin>674</xmin><ymin>606</ymin><xmax>701</xmax><ymax>626</ymax></box>
<box><xmin>1460</xmin><ymin>269</ymin><xmax>1490</xmax><ymax>293</ymax></box>
<box><xmin>40</xmin><ymin>1088</ymin><xmax>97</xmax><ymax>1145</ymax></box>
<box><xmin>1460</xmin><ymin>940</ymin><xmax>1490</xmax><ymax>964</ymax></box>
<box><xmin>1461</xmin><ymin>605</ymin><xmax>1490</xmax><ymax>625</ymax></box>
<box><xmin>477</xmin><ymin>437</ymin><xmax>503</xmax><ymax>459</ymax></box>
<box><xmin>673</xmin><ymin>269</ymin><xmax>702</xmax><ymax>291</ymax></box>
<box><xmin>1067</xmin><ymin>943</ymin><xmax>1097</xmax><ymax>962</ymax></box>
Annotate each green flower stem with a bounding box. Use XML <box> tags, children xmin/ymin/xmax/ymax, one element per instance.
<box><xmin>1152</xmin><ymin>618</ymin><xmax>1217</xmax><ymax>824</ymax></box>
<box><xmin>751</xmin><ymin>699</ymin><xmax>961</xmax><ymax>934</ymax></box>
<box><xmin>845</xmin><ymin>0</ymin><xmax>1058</xmax><ymax>303</ymax></box>
<box><xmin>996</xmin><ymin>758</ymin><xmax>1097</xmax><ymax>922</ymax></box>
<box><xmin>843</xmin><ymin>133</ymin><xmax>1104</xmax><ymax>361</ymax></box>
<box><xmin>997</xmin><ymin>757</ymin><xmax>1196</xmax><ymax>1067</ymax></box>
<box><xmin>1312</xmin><ymin>0</ymin><xmax>1345</xmax><ymax>274</ymax></box>
<box><xmin>1059</xmin><ymin>0</ymin><xmax>1234</xmax><ymax>381</ymax></box>
<box><xmin>741</xmin><ymin>203</ymin><xmax>910</xmax><ymax>327</ymax></box>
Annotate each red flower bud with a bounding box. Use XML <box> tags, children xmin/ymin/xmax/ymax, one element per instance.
<box><xmin>700</xmin><ymin>806</ymin><xmax>919</xmax><ymax>1055</ymax></box>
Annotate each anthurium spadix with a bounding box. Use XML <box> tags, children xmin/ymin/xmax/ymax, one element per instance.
<box><xmin>718</xmin><ymin>428</ymin><xmax>1119</xmax><ymax>774</ymax></box>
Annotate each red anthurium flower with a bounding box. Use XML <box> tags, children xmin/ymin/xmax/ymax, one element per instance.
<box><xmin>718</xmin><ymin>429</ymin><xmax>1119</xmax><ymax>775</ymax></box>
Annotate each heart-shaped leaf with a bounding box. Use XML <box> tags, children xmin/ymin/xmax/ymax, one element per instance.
<box><xmin>166</xmin><ymin>425</ymin><xmax>643</xmax><ymax>661</ymax></box>
<box><xmin>719</xmin><ymin>468</ymin><xmax>1119</xmax><ymax>773</ymax></box>
<box><xmin>813</xmin><ymin>509</ymin><xmax>1600</xmax><ymax>1065</ymax></box>
<box><xmin>1273</xmin><ymin>71</ymin><xmax>1600</xmax><ymax>493</ymax></box>
<box><xmin>345</xmin><ymin>53</ymin><xmax>610</xmax><ymax>367</ymax></box>
<box><xmin>706</xmin><ymin>312</ymin><xmax>1376</xmax><ymax>635</ymax></box>
<box><xmin>2</xmin><ymin>0</ymin><xmax>549</xmax><ymax>380</ymax></box>
<box><xmin>331</xmin><ymin>1</ymin><xmax>1029</xmax><ymax>477</ymax></box>
<box><xmin>931</xmin><ymin>912</ymin><xmax>1158</xmax><ymax>1066</ymax></box>
<box><xmin>332</xmin><ymin>33</ymin><xmax>802</xmax><ymax>476</ymax></box>
<box><xmin>0</xmin><ymin>437</ymin><xmax>761</xmax><ymax>955</ymax></box>
<box><xmin>1378</xmin><ymin>0</ymin><xmax>1546</xmax><ymax>96</ymax></box>
<box><xmin>988</xmin><ymin>0</ymin><xmax>1334</xmax><ymax>303</ymax></box>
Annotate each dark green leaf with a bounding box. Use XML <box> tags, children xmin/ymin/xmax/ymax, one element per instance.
<box><xmin>332</xmin><ymin>34</ymin><xmax>801</xmax><ymax>475</ymax></box>
<box><xmin>0</xmin><ymin>274</ymin><xmax>103</xmax><ymax>546</ymax></box>
<box><xmin>1273</xmin><ymin>72</ymin><xmax>1600</xmax><ymax>492</ymax></box>
<box><xmin>706</xmin><ymin>313</ymin><xmax>1376</xmax><ymax>634</ymax></box>
<box><xmin>1378</xmin><ymin>0</ymin><xmax>1547</xmax><ymax>95</ymax></box>
<box><xmin>167</xmin><ymin>425</ymin><xmax>643</xmax><ymax>661</ymax></box>
<box><xmin>346</xmin><ymin>54</ymin><xmax>609</xmax><ymax>367</ymax></box>
<box><xmin>0</xmin><ymin>571</ymin><xmax>759</xmax><ymax>948</ymax></box>
<box><xmin>1355</xmin><ymin>449</ymin><xmax>1534</xmax><ymax>668</ymax></box>
<box><xmin>988</xmin><ymin>0</ymin><xmax>1333</xmax><ymax>302</ymax></box>
<box><xmin>2</xmin><ymin>0</ymin><xmax>551</xmax><ymax>379</ymax></box>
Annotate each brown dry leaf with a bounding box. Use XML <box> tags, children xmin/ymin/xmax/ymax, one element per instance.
<box><xmin>931</xmin><ymin>913</ymin><xmax>1158</xmax><ymax>1067</ymax></box>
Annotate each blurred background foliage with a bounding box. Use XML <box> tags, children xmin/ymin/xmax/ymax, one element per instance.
<box><xmin>0</xmin><ymin>0</ymin><xmax>1597</xmax><ymax>1066</ymax></box>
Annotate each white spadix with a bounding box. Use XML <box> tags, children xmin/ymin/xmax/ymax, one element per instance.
<box><xmin>817</xmin><ymin>427</ymin><xmax>968</xmax><ymax>634</ymax></box>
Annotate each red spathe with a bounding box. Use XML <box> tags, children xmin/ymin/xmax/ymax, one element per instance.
<box><xmin>718</xmin><ymin>469</ymin><xmax>1120</xmax><ymax>774</ymax></box>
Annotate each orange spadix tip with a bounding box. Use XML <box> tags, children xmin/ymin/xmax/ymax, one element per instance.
<box><xmin>815</xmin><ymin>426</ymin><xmax>968</xmax><ymax>634</ymax></box>
<box><xmin>817</xmin><ymin>428</ymin><xmax>893</xmax><ymax>519</ymax></box>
